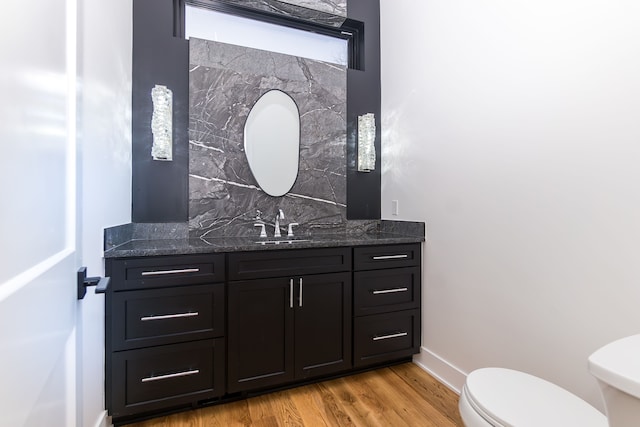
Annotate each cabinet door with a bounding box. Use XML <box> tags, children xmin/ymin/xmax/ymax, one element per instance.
<box><xmin>227</xmin><ymin>278</ymin><xmax>294</xmax><ymax>393</ymax></box>
<box><xmin>353</xmin><ymin>244</ymin><xmax>421</xmax><ymax>271</ymax></box>
<box><xmin>110</xmin><ymin>339</ymin><xmax>224</xmax><ymax>419</ymax></box>
<box><xmin>294</xmin><ymin>272</ymin><xmax>352</xmax><ymax>380</ymax></box>
<box><xmin>111</xmin><ymin>284</ymin><xmax>224</xmax><ymax>351</ymax></box>
<box><xmin>354</xmin><ymin>309</ymin><xmax>420</xmax><ymax>368</ymax></box>
<box><xmin>354</xmin><ymin>267</ymin><xmax>420</xmax><ymax>316</ymax></box>
<box><xmin>109</xmin><ymin>254</ymin><xmax>225</xmax><ymax>291</ymax></box>
<box><xmin>228</xmin><ymin>248</ymin><xmax>351</xmax><ymax>280</ymax></box>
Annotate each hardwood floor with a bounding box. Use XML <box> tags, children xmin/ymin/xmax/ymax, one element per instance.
<box><xmin>128</xmin><ymin>363</ymin><xmax>463</xmax><ymax>427</ymax></box>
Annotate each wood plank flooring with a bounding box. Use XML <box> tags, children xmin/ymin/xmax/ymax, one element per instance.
<box><xmin>128</xmin><ymin>363</ymin><xmax>463</xmax><ymax>427</ymax></box>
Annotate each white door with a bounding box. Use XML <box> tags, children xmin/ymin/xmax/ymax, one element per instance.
<box><xmin>0</xmin><ymin>0</ymin><xmax>80</xmax><ymax>425</ymax></box>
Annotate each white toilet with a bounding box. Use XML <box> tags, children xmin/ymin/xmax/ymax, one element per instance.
<box><xmin>459</xmin><ymin>334</ymin><xmax>640</xmax><ymax>427</ymax></box>
<box><xmin>588</xmin><ymin>334</ymin><xmax>640</xmax><ymax>427</ymax></box>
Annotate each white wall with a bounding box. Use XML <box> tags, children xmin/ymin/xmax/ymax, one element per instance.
<box><xmin>77</xmin><ymin>1</ymin><xmax>132</xmax><ymax>426</ymax></box>
<box><xmin>381</xmin><ymin>0</ymin><xmax>640</xmax><ymax>410</ymax></box>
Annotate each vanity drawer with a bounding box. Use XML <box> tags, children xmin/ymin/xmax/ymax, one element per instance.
<box><xmin>110</xmin><ymin>339</ymin><xmax>225</xmax><ymax>418</ymax></box>
<box><xmin>353</xmin><ymin>244</ymin><xmax>421</xmax><ymax>271</ymax></box>
<box><xmin>111</xmin><ymin>284</ymin><xmax>224</xmax><ymax>351</ymax></box>
<box><xmin>354</xmin><ymin>267</ymin><xmax>420</xmax><ymax>316</ymax></box>
<box><xmin>109</xmin><ymin>254</ymin><xmax>225</xmax><ymax>291</ymax></box>
<box><xmin>228</xmin><ymin>247</ymin><xmax>351</xmax><ymax>280</ymax></box>
<box><xmin>353</xmin><ymin>309</ymin><xmax>420</xmax><ymax>368</ymax></box>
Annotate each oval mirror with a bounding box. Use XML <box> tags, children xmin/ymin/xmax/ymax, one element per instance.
<box><xmin>244</xmin><ymin>90</ymin><xmax>300</xmax><ymax>197</ymax></box>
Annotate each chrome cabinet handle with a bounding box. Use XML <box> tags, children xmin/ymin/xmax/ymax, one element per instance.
<box><xmin>299</xmin><ymin>277</ymin><xmax>303</xmax><ymax>308</ymax></box>
<box><xmin>140</xmin><ymin>312</ymin><xmax>199</xmax><ymax>322</ymax></box>
<box><xmin>141</xmin><ymin>268</ymin><xmax>200</xmax><ymax>276</ymax></box>
<box><xmin>371</xmin><ymin>254</ymin><xmax>408</xmax><ymax>260</ymax></box>
<box><xmin>290</xmin><ymin>279</ymin><xmax>294</xmax><ymax>309</ymax></box>
<box><xmin>141</xmin><ymin>369</ymin><xmax>200</xmax><ymax>383</ymax></box>
<box><xmin>372</xmin><ymin>287</ymin><xmax>408</xmax><ymax>295</ymax></box>
<box><xmin>372</xmin><ymin>332</ymin><xmax>408</xmax><ymax>341</ymax></box>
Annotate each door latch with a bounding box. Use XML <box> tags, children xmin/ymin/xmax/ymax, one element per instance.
<box><xmin>77</xmin><ymin>267</ymin><xmax>110</xmax><ymax>300</ymax></box>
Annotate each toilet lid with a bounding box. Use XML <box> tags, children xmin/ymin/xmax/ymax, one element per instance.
<box><xmin>465</xmin><ymin>368</ymin><xmax>607</xmax><ymax>427</ymax></box>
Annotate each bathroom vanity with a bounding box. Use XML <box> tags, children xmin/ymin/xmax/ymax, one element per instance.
<box><xmin>103</xmin><ymin>233</ymin><xmax>422</xmax><ymax>425</ymax></box>
<box><xmin>111</xmin><ymin>0</ymin><xmax>398</xmax><ymax>423</ymax></box>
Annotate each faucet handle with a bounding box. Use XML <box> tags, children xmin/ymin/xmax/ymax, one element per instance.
<box><xmin>287</xmin><ymin>223</ymin><xmax>299</xmax><ymax>237</ymax></box>
<box><xmin>254</xmin><ymin>223</ymin><xmax>267</xmax><ymax>238</ymax></box>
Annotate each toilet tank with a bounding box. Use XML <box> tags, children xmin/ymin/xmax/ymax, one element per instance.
<box><xmin>589</xmin><ymin>334</ymin><xmax>640</xmax><ymax>427</ymax></box>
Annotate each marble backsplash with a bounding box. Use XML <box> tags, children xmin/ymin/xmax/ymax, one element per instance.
<box><xmin>218</xmin><ymin>0</ymin><xmax>347</xmax><ymax>27</ymax></box>
<box><xmin>188</xmin><ymin>38</ymin><xmax>347</xmax><ymax>239</ymax></box>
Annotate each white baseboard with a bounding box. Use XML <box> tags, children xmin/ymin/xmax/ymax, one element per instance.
<box><xmin>92</xmin><ymin>410</ymin><xmax>110</xmax><ymax>427</ymax></box>
<box><xmin>413</xmin><ymin>346</ymin><xmax>467</xmax><ymax>395</ymax></box>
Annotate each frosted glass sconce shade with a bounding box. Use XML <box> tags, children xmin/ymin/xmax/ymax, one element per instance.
<box><xmin>357</xmin><ymin>113</ymin><xmax>376</xmax><ymax>172</ymax></box>
<box><xmin>151</xmin><ymin>84</ymin><xmax>173</xmax><ymax>161</ymax></box>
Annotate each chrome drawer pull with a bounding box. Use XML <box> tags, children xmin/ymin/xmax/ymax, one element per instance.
<box><xmin>299</xmin><ymin>277</ymin><xmax>303</xmax><ymax>308</ymax></box>
<box><xmin>290</xmin><ymin>279</ymin><xmax>294</xmax><ymax>309</ymax></box>
<box><xmin>373</xmin><ymin>332</ymin><xmax>408</xmax><ymax>341</ymax></box>
<box><xmin>372</xmin><ymin>287</ymin><xmax>408</xmax><ymax>295</ymax></box>
<box><xmin>140</xmin><ymin>312</ymin><xmax>199</xmax><ymax>321</ymax></box>
<box><xmin>371</xmin><ymin>254</ymin><xmax>408</xmax><ymax>260</ymax></box>
<box><xmin>141</xmin><ymin>268</ymin><xmax>200</xmax><ymax>276</ymax></box>
<box><xmin>141</xmin><ymin>369</ymin><xmax>200</xmax><ymax>383</ymax></box>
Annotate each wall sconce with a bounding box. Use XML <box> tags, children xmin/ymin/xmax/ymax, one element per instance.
<box><xmin>357</xmin><ymin>112</ymin><xmax>376</xmax><ymax>172</ymax></box>
<box><xmin>151</xmin><ymin>84</ymin><xmax>173</xmax><ymax>161</ymax></box>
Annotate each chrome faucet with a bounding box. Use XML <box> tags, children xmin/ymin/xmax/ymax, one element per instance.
<box><xmin>274</xmin><ymin>209</ymin><xmax>284</xmax><ymax>238</ymax></box>
<box><xmin>253</xmin><ymin>209</ymin><xmax>267</xmax><ymax>238</ymax></box>
<box><xmin>287</xmin><ymin>222</ymin><xmax>299</xmax><ymax>237</ymax></box>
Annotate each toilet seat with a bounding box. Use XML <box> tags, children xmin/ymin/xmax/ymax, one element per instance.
<box><xmin>463</xmin><ymin>368</ymin><xmax>607</xmax><ymax>427</ymax></box>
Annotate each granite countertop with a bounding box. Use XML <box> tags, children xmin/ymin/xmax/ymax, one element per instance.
<box><xmin>104</xmin><ymin>232</ymin><xmax>424</xmax><ymax>258</ymax></box>
<box><xmin>103</xmin><ymin>220</ymin><xmax>425</xmax><ymax>259</ymax></box>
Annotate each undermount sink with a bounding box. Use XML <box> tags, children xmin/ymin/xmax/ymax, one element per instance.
<box><xmin>254</xmin><ymin>239</ymin><xmax>311</xmax><ymax>245</ymax></box>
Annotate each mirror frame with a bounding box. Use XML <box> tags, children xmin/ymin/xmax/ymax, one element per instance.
<box><xmin>243</xmin><ymin>89</ymin><xmax>301</xmax><ymax>197</ymax></box>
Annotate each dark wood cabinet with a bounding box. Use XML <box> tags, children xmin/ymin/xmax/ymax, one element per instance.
<box><xmin>227</xmin><ymin>277</ymin><xmax>295</xmax><ymax>392</ymax></box>
<box><xmin>353</xmin><ymin>309</ymin><xmax>420</xmax><ymax>367</ymax></box>
<box><xmin>227</xmin><ymin>249</ymin><xmax>352</xmax><ymax>393</ymax></box>
<box><xmin>109</xmin><ymin>254</ymin><xmax>225</xmax><ymax>290</ymax></box>
<box><xmin>352</xmin><ymin>244</ymin><xmax>421</xmax><ymax>368</ymax></box>
<box><xmin>105</xmin><ymin>255</ymin><xmax>226</xmax><ymax>422</ymax></box>
<box><xmin>105</xmin><ymin>243</ymin><xmax>420</xmax><ymax>425</ymax></box>
<box><xmin>294</xmin><ymin>272</ymin><xmax>351</xmax><ymax>379</ymax></box>
<box><xmin>353</xmin><ymin>266</ymin><xmax>420</xmax><ymax>316</ymax></box>
<box><xmin>228</xmin><ymin>247</ymin><xmax>351</xmax><ymax>280</ymax></box>
<box><xmin>111</xmin><ymin>283</ymin><xmax>224</xmax><ymax>351</ymax></box>
<box><xmin>353</xmin><ymin>244</ymin><xmax>420</xmax><ymax>271</ymax></box>
<box><xmin>110</xmin><ymin>339</ymin><xmax>225</xmax><ymax>417</ymax></box>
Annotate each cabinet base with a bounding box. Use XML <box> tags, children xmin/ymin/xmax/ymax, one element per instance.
<box><xmin>111</xmin><ymin>357</ymin><xmax>413</xmax><ymax>426</ymax></box>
